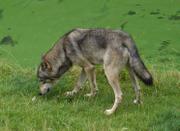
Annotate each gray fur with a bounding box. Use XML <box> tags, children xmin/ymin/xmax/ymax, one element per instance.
<box><xmin>37</xmin><ymin>28</ymin><xmax>153</xmax><ymax>115</ymax></box>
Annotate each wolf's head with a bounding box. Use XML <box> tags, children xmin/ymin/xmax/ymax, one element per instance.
<box><xmin>37</xmin><ymin>43</ymin><xmax>72</xmax><ymax>95</ymax></box>
<box><xmin>37</xmin><ymin>58</ymin><xmax>56</xmax><ymax>95</ymax></box>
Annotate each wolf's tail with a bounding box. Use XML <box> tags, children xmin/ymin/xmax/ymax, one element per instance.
<box><xmin>123</xmin><ymin>36</ymin><xmax>153</xmax><ymax>86</ymax></box>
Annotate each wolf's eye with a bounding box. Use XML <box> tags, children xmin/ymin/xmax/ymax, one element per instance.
<box><xmin>39</xmin><ymin>78</ymin><xmax>44</xmax><ymax>83</ymax></box>
<box><xmin>41</xmin><ymin>61</ymin><xmax>52</xmax><ymax>71</ymax></box>
<box><xmin>41</xmin><ymin>63</ymin><xmax>47</xmax><ymax>71</ymax></box>
<box><xmin>39</xmin><ymin>78</ymin><xmax>52</xmax><ymax>84</ymax></box>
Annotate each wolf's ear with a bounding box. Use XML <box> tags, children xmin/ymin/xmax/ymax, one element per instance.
<box><xmin>41</xmin><ymin>54</ymin><xmax>45</xmax><ymax>60</ymax></box>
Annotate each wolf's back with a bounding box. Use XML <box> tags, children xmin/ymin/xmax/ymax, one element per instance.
<box><xmin>123</xmin><ymin>35</ymin><xmax>153</xmax><ymax>86</ymax></box>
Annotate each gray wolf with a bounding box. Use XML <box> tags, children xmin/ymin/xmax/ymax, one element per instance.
<box><xmin>37</xmin><ymin>28</ymin><xmax>153</xmax><ymax>115</ymax></box>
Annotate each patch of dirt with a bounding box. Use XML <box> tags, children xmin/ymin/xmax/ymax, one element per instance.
<box><xmin>158</xmin><ymin>40</ymin><xmax>170</xmax><ymax>51</ymax></box>
<box><xmin>176</xmin><ymin>10</ymin><xmax>180</xmax><ymax>14</ymax></box>
<box><xmin>0</xmin><ymin>36</ymin><xmax>17</xmax><ymax>46</ymax></box>
<box><xmin>127</xmin><ymin>10</ymin><xmax>136</xmax><ymax>15</ymax></box>
<box><xmin>157</xmin><ymin>16</ymin><xmax>164</xmax><ymax>19</ymax></box>
<box><xmin>150</xmin><ymin>11</ymin><xmax>160</xmax><ymax>15</ymax></box>
<box><xmin>135</xmin><ymin>4</ymin><xmax>141</xmax><ymax>6</ymax></box>
<box><xmin>7</xmin><ymin>27</ymin><xmax>11</xmax><ymax>30</ymax></box>
<box><xmin>169</xmin><ymin>14</ymin><xmax>180</xmax><ymax>20</ymax></box>
<box><xmin>168</xmin><ymin>10</ymin><xmax>180</xmax><ymax>20</ymax></box>
<box><xmin>58</xmin><ymin>0</ymin><xmax>64</xmax><ymax>4</ymax></box>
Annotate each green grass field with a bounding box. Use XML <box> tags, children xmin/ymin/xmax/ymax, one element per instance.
<box><xmin>0</xmin><ymin>0</ymin><xmax>180</xmax><ymax>130</ymax></box>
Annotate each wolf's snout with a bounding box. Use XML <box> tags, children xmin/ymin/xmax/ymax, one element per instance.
<box><xmin>38</xmin><ymin>89</ymin><xmax>49</xmax><ymax>96</ymax></box>
<box><xmin>39</xmin><ymin>83</ymin><xmax>52</xmax><ymax>95</ymax></box>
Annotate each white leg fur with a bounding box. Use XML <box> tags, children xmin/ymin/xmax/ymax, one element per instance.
<box><xmin>65</xmin><ymin>68</ymin><xmax>87</xmax><ymax>96</ymax></box>
<box><xmin>127</xmin><ymin>66</ymin><xmax>142</xmax><ymax>104</ymax></box>
<box><xmin>104</xmin><ymin>64</ymin><xmax>122</xmax><ymax>115</ymax></box>
<box><xmin>84</xmin><ymin>65</ymin><xmax>98</xmax><ymax>97</ymax></box>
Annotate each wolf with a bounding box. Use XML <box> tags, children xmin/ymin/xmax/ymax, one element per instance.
<box><xmin>37</xmin><ymin>28</ymin><xmax>153</xmax><ymax>115</ymax></box>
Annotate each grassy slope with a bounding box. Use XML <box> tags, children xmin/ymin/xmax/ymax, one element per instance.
<box><xmin>0</xmin><ymin>0</ymin><xmax>179</xmax><ymax>69</ymax></box>
<box><xmin>0</xmin><ymin>0</ymin><xmax>180</xmax><ymax>130</ymax></box>
<box><xmin>0</xmin><ymin>61</ymin><xmax>179</xmax><ymax>131</ymax></box>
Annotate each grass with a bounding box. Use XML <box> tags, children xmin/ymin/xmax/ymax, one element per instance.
<box><xmin>0</xmin><ymin>0</ymin><xmax>179</xmax><ymax>130</ymax></box>
<box><xmin>0</xmin><ymin>61</ymin><xmax>179</xmax><ymax>131</ymax></box>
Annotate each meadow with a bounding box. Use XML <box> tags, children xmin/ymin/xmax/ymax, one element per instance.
<box><xmin>0</xmin><ymin>0</ymin><xmax>179</xmax><ymax>130</ymax></box>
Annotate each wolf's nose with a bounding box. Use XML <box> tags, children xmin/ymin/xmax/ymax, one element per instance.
<box><xmin>47</xmin><ymin>88</ymin><xmax>50</xmax><ymax>92</ymax></box>
<box><xmin>38</xmin><ymin>92</ymin><xmax>43</xmax><ymax>96</ymax></box>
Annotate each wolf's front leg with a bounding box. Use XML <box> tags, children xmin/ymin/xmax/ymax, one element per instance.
<box><xmin>84</xmin><ymin>65</ymin><xmax>98</xmax><ymax>97</ymax></box>
<box><xmin>65</xmin><ymin>68</ymin><xmax>87</xmax><ymax>96</ymax></box>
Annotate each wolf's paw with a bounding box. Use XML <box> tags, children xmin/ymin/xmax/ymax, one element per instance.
<box><xmin>104</xmin><ymin>109</ymin><xmax>114</xmax><ymax>116</ymax></box>
<box><xmin>65</xmin><ymin>91</ymin><xmax>76</xmax><ymax>97</ymax></box>
<box><xmin>84</xmin><ymin>89</ymin><xmax>98</xmax><ymax>97</ymax></box>
<box><xmin>84</xmin><ymin>90</ymin><xmax>98</xmax><ymax>97</ymax></box>
<box><xmin>133</xmin><ymin>99</ymin><xmax>143</xmax><ymax>104</ymax></box>
<box><xmin>84</xmin><ymin>93</ymin><xmax>96</xmax><ymax>97</ymax></box>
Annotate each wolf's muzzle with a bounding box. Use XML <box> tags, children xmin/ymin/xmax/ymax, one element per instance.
<box><xmin>38</xmin><ymin>88</ymin><xmax>50</xmax><ymax>96</ymax></box>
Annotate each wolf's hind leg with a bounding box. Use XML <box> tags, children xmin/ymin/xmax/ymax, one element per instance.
<box><xmin>84</xmin><ymin>65</ymin><xmax>98</xmax><ymax>97</ymax></box>
<box><xmin>104</xmin><ymin>64</ymin><xmax>122</xmax><ymax>115</ymax></box>
<box><xmin>65</xmin><ymin>68</ymin><xmax>87</xmax><ymax>96</ymax></box>
<box><xmin>127</xmin><ymin>66</ymin><xmax>142</xmax><ymax>104</ymax></box>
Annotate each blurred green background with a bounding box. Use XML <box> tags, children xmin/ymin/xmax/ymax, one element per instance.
<box><xmin>0</xmin><ymin>0</ymin><xmax>179</xmax><ymax>69</ymax></box>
